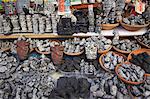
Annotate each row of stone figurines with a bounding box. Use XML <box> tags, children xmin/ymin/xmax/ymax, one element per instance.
<box><xmin>0</xmin><ymin>14</ymin><xmax>58</xmax><ymax>34</ymax></box>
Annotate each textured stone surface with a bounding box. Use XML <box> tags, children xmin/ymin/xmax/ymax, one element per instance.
<box><xmin>118</xmin><ymin>63</ymin><xmax>145</xmax><ymax>82</ymax></box>
<box><xmin>103</xmin><ymin>51</ymin><xmax>125</xmax><ymax>71</ymax></box>
<box><xmin>62</xmin><ymin>38</ymin><xmax>85</xmax><ymax>53</ymax></box>
<box><xmin>113</xmin><ymin>31</ymin><xmax>140</xmax><ymax>52</ymax></box>
<box><xmin>91</xmin><ymin>72</ymin><xmax>129</xmax><ymax>98</ymax></box>
<box><xmin>49</xmin><ymin>76</ymin><xmax>90</xmax><ymax>99</ymax></box>
<box><xmin>136</xmin><ymin>31</ymin><xmax>150</xmax><ymax>48</ymax></box>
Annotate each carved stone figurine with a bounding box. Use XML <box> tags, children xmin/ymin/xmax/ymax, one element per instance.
<box><xmin>88</xmin><ymin>5</ymin><xmax>95</xmax><ymax>32</ymax></box>
<box><xmin>0</xmin><ymin>15</ymin><xmax>3</xmax><ymax>34</ymax></box>
<box><xmin>16</xmin><ymin>36</ymin><xmax>30</xmax><ymax>60</ymax></box>
<box><xmin>80</xmin><ymin>59</ymin><xmax>96</xmax><ymax>75</ymax></box>
<box><xmin>39</xmin><ymin>16</ymin><xmax>46</xmax><ymax>34</ymax></box>
<box><xmin>85</xmin><ymin>43</ymin><xmax>97</xmax><ymax>59</ymax></box>
<box><xmin>95</xmin><ymin>15</ymin><xmax>102</xmax><ymax>33</ymax></box>
<box><xmin>51</xmin><ymin>45</ymin><xmax>64</xmax><ymax>65</ymax></box>
<box><xmin>32</xmin><ymin>14</ymin><xmax>39</xmax><ymax>34</ymax></box>
<box><xmin>2</xmin><ymin>18</ymin><xmax>11</xmax><ymax>34</ymax></box>
<box><xmin>51</xmin><ymin>14</ymin><xmax>58</xmax><ymax>33</ymax></box>
<box><xmin>19</xmin><ymin>14</ymin><xmax>27</xmax><ymax>32</ymax></box>
<box><xmin>45</xmin><ymin>17</ymin><xmax>52</xmax><ymax>33</ymax></box>
<box><xmin>10</xmin><ymin>15</ymin><xmax>20</xmax><ymax>32</ymax></box>
<box><xmin>26</xmin><ymin>15</ymin><xmax>33</xmax><ymax>32</ymax></box>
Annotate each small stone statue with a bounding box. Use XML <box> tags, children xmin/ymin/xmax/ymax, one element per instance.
<box><xmin>2</xmin><ymin>19</ymin><xmax>12</xmax><ymax>34</ymax></box>
<box><xmin>0</xmin><ymin>15</ymin><xmax>3</xmax><ymax>34</ymax></box>
<box><xmin>13</xmin><ymin>36</ymin><xmax>30</xmax><ymax>60</ymax></box>
<box><xmin>51</xmin><ymin>14</ymin><xmax>58</xmax><ymax>33</ymax></box>
<box><xmin>51</xmin><ymin>45</ymin><xmax>64</xmax><ymax>65</ymax></box>
<box><xmin>95</xmin><ymin>15</ymin><xmax>102</xmax><ymax>33</ymax></box>
<box><xmin>39</xmin><ymin>16</ymin><xmax>46</xmax><ymax>34</ymax></box>
<box><xmin>19</xmin><ymin>14</ymin><xmax>27</xmax><ymax>32</ymax></box>
<box><xmin>10</xmin><ymin>15</ymin><xmax>20</xmax><ymax>32</ymax></box>
<box><xmin>112</xmin><ymin>30</ymin><xmax>119</xmax><ymax>45</ymax></box>
<box><xmin>32</xmin><ymin>14</ymin><xmax>39</xmax><ymax>34</ymax></box>
<box><xmin>88</xmin><ymin>5</ymin><xmax>95</xmax><ymax>32</ymax></box>
<box><xmin>85</xmin><ymin>43</ymin><xmax>97</xmax><ymax>59</ymax></box>
<box><xmin>26</xmin><ymin>15</ymin><xmax>33</xmax><ymax>32</ymax></box>
<box><xmin>80</xmin><ymin>59</ymin><xmax>96</xmax><ymax>75</ymax></box>
<box><xmin>45</xmin><ymin>17</ymin><xmax>52</xmax><ymax>33</ymax></box>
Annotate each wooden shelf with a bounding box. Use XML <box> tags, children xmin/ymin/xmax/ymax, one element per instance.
<box><xmin>70</xmin><ymin>3</ymin><xmax>101</xmax><ymax>9</ymax></box>
<box><xmin>0</xmin><ymin>27</ymin><xmax>146</xmax><ymax>39</ymax></box>
<box><xmin>0</xmin><ymin>33</ymin><xmax>90</xmax><ymax>39</ymax></box>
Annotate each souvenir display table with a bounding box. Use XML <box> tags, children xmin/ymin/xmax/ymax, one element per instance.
<box><xmin>0</xmin><ymin>0</ymin><xmax>149</xmax><ymax>99</ymax></box>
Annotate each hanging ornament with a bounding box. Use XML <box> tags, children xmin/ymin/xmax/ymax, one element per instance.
<box><xmin>58</xmin><ymin>0</ymin><xmax>65</xmax><ymax>15</ymax></box>
<box><xmin>4</xmin><ymin>0</ymin><xmax>17</xmax><ymax>15</ymax></box>
<box><xmin>125</xmin><ymin>0</ymin><xmax>131</xmax><ymax>3</ymax></box>
<box><xmin>135</xmin><ymin>0</ymin><xmax>145</xmax><ymax>14</ymax></box>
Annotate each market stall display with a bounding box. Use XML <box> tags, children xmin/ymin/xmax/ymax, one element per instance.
<box><xmin>62</xmin><ymin>37</ymin><xmax>85</xmax><ymax>56</ymax></box>
<box><xmin>113</xmin><ymin>31</ymin><xmax>141</xmax><ymax>53</ymax></box>
<box><xmin>115</xmin><ymin>62</ymin><xmax>146</xmax><ymax>85</ymax></box>
<box><xmin>90</xmin><ymin>73</ymin><xmax>130</xmax><ymax>99</ymax></box>
<box><xmin>51</xmin><ymin>44</ymin><xmax>64</xmax><ymax>65</ymax></box>
<box><xmin>99</xmin><ymin>51</ymin><xmax>126</xmax><ymax>72</ymax></box>
<box><xmin>85</xmin><ymin>35</ymin><xmax>112</xmax><ymax>54</ymax></box>
<box><xmin>121</xmin><ymin>15</ymin><xmax>149</xmax><ymax>31</ymax></box>
<box><xmin>128</xmin><ymin>49</ymin><xmax>150</xmax><ymax>76</ymax></box>
<box><xmin>35</xmin><ymin>39</ymin><xmax>60</xmax><ymax>54</ymax></box>
<box><xmin>0</xmin><ymin>0</ymin><xmax>149</xmax><ymax>98</ymax></box>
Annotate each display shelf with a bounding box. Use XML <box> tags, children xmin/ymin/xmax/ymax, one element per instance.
<box><xmin>70</xmin><ymin>3</ymin><xmax>101</xmax><ymax>9</ymax></box>
<box><xmin>0</xmin><ymin>27</ymin><xmax>146</xmax><ymax>39</ymax></box>
<box><xmin>0</xmin><ymin>33</ymin><xmax>75</xmax><ymax>39</ymax></box>
<box><xmin>0</xmin><ymin>33</ymin><xmax>90</xmax><ymax>39</ymax></box>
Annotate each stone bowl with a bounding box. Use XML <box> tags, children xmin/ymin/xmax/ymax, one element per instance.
<box><xmin>99</xmin><ymin>51</ymin><xmax>127</xmax><ymax>73</ymax></box>
<box><xmin>98</xmin><ymin>45</ymin><xmax>112</xmax><ymax>54</ymax></box>
<box><xmin>101</xmin><ymin>23</ymin><xmax>119</xmax><ymax>30</ymax></box>
<box><xmin>64</xmin><ymin>50</ymin><xmax>84</xmax><ymax>56</ymax></box>
<box><xmin>127</xmin><ymin>48</ymin><xmax>150</xmax><ymax>60</ymax></box>
<box><xmin>115</xmin><ymin>62</ymin><xmax>146</xmax><ymax>85</ymax></box>
<box><xmin>35</xmin><ymin>40</ymin><xmax>61</xmax><ymax>55</ymax></box>
<box><xmin>134</xmin><ymin>36</ymin><xmax>150</xmax><ymax>49</ymax></box>
<box><xmin>113</xmin><ymin>46</ymin><xmax>131</xmax><ymax>54</ymax></box>
<box><xmin>127</xmin><ymin>48</ymin><xmax>150</xmax><ymax>77</ymax></box>
<box><xmin>113</xmin><ymin>44</ymin><xmax>141</xmax><ymax>54</ymax></box>
<box><xmin>120</xmin><ymin>21</ymin><xmax>149</xmax><ymax>31</ymax></box>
